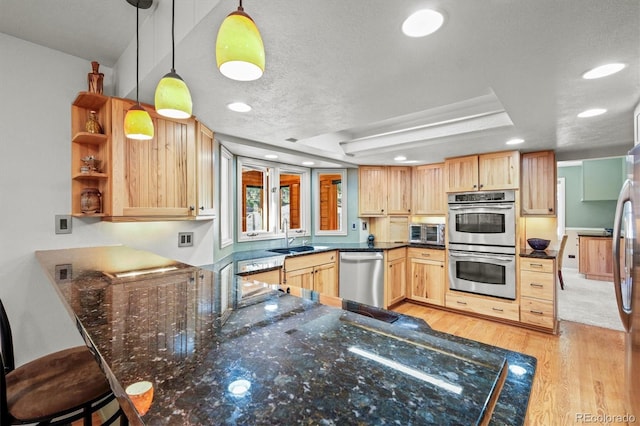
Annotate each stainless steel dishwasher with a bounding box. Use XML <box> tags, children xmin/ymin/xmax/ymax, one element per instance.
<box><xmin>339</xmin><ymin>251</ymin><xmax>384</xmax><ymax>308</ymax></box>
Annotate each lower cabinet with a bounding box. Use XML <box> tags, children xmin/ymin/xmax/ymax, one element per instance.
<box><xmin>445</xmin><ymin>292</ymin><xmax>520</xmax><ymax>321</ymax></box>
<box><xmin>407</xmin><ymin>248</ymin><xmax>445</xmax><ymax>306</ymax></box>
<box><xmin>519</xmin><ymin>257</ymin><xmax>557</xmax><ymax>331</ymax></box>
<box><xmin>283</xmin><ymin>251</ymin><xmax>338</xmax><ymax>297</ymax></box>
<box><xmin>385</xmin><ymin>248</ymin><xmax>407</xmax><ymax>308</ymax></box>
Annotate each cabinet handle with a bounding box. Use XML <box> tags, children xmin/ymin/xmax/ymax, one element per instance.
<box><xmin>479</xmin><ymin>184</ymin><xmax>484</xmax><ymax>189</ymax></box>
<box><xmin>381</xmin><ymin>209</ymin><xmax>385</xmax><ymax>212</ymax></box>
<box><xmin>529</xmin><ymin>263</ymin><xmax>543</xmax><ymax>268</ymax></box>
<box><xmin>529</xmin><ymin>283</ymin><xmax>544</xmax><ymax>288</ymax></box>
<box><xmin>472</xmin><ymin>184</ymin><xmax>477</xmax><ymax>189</ymax></box>
<box><xmin>200</xmin><ymin>206</ymin><xmax>204</xmax><ymax>211</ymax></box>
<box><xmin>492</xmin><ymin>307</ymin><xmax>503</xmax><ymax>312</ymax></box>
<box><xmin>247</xmin><ymin>232</ymin><xmax>258</xmax><ymax>237</ymax></box>
<box><xmin>189</xmin><ymin>206</ymin><xmax>195</xmax><ymax>211</ymax></box>
<box><xmin>548</xmin><ymin>207</ymin><xmax>554</xmax><ymax>212</ymax></box>
<box><xmin>530</xmin><ymin>310</ymin><xmax>544</xmax><ymax>315</ymax></box>
<box><xmin>456</xmin><ymin>301</ymin><xmax>467</xmax><ymax>305</ymax></box>
<box><xmin>421</xmin><ymin>253</ymin><xmax>430</xmax><ymax>257</ymax></box>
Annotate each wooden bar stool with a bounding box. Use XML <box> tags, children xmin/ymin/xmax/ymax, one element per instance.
<box><xmin>0</xmin><ymin>299</ymin><xmax>125</xmax><ymax>425</ymax></box>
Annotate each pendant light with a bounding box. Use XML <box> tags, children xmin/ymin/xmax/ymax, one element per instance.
<box><xmin>124</xmin><ymin>0</ymin><xmax>154</xmax><ymax>140</ymax></box>
<box><xmin>215</xmin><ymin>0</ymin><xmax>265</xmax><ymax>81</ymax></box>
<box><xmin>154</xmin><ymin>0</ymin><xmax>193</xmax><ymax>119</ymax></box>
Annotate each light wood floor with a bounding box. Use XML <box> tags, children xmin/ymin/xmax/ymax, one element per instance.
<box><xmin>394</xmin><ymin>301</ymin><xmax>635</xmax><ymax>426</ymax></box>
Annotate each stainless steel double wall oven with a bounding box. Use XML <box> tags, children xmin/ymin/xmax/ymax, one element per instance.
<box><xmin>447</xmin><ymin>190</ymin><xmax>517</xmax><ymax>300</ymax></box>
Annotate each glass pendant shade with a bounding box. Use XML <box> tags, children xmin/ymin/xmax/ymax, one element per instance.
<box><xmin>124</xmin><ymin>104</ymin><xmax>154</xmax><ymax>140</ymax></box>
<box><xmin>216</xmin><ymin>9</ymin><xmax>265</xmax><ymax>81</ymax></box>
<box><xmin>155</xmin><ymin>71</ymin><xmax>193</xmax><ymax>119</ymax></box>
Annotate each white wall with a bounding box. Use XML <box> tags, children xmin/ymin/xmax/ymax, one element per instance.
<box><xmin>0</xmin><ymin>33</ymin><xmax>214</xmax><ymax>365</ymax></box>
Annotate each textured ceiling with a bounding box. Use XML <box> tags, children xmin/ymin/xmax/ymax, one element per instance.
<box><xmin>2</xmin><ymin>0</ymin><xmax>639</xmax><ymax>167</ymax></box>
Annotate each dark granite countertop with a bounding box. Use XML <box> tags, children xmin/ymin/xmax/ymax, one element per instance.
<box><xmin>519</xmin><ymin>249</ymin><xmax>558</xmax><ymax>259</ymax></box>
<box><xmin>35</xmin><ymin>245</ymin><xmax>535</xmax><ymax>426</ymax></box>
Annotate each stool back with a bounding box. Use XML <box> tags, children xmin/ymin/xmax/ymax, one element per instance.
<box><xmin>0</xmin><ymin>300</ymin><xmax>14</xmax><ymax>373</ymax></box>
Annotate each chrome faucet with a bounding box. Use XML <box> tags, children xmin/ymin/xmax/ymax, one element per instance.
<box><xmin>282</xmin><ymin>218</ymin><xmax>295</xmax><ymax>248</ymax></box>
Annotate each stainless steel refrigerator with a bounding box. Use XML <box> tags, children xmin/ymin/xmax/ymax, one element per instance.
<box><xmin>613</xmin><ymin>146</ymin><xmax>640</xmax><ymax>412</ymax></box>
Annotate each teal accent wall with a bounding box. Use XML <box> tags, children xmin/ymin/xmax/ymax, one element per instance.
<box><xmin>558</xmin><ymin>163</ymin><xmax>620</xmax><ymax>228</ymax></box>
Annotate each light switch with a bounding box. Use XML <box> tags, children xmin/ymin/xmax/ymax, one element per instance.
<box><xmin>55</xmin><ymin>215</ymin><xmax>72</xmax><ymax>234</ymax></box>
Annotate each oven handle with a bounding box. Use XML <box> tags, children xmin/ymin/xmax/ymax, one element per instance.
<box><xmin>448</xmin><ymin>204</ymin><xmax>513</xmax><ymax>210</ymax></box>
<box><xmin>449</xmin><ymin>251</ymin><xmax>514</xmax><ymax>263</ymax></box>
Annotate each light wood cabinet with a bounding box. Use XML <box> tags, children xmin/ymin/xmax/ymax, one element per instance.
<box><xmin>519</xmin><ymin>257</ymin><xmax>557</xmax><ymax>331</ymax></box>
<box><xmin>445</xmin><ymin>292</ymin><xmax>520</xmax><ymax>321</ymax></box>
<box><xmin>241</xmin><ymin>269</ymin><xmax>281</xmax><ymax>285</ymax></box>
<box><xmin>70</xmin><ymin>92</ymin><xmax>111</xmax><ymax>217</ymax></box>
<box><xmin>369</xmin><ymin>216</ymin><xmax>409</xmax><ymax>243</ymax></box>
<box><xmin>111</xmin><ymin>98</ymin><xmax>197</xmax><ymax>218</ymax></box>
<box><xmin>196</xmin><ymin>121</ymin><xmax>215</xmax><ymax>217</ymax></box>
<box><xmin>358</xmin><ymin>166</ymin><xmax>411</xmax><ymax>216</ymax></box>
<box><xmin>407</xmin><ymin>248</ymin><xmax>445</xmax><ymax>306</ymax></box>
<box><xmin>412</xmin><ymin>163</ymin><xmax>446</xmax><ymax>215</ymax></box>
<box><xmin>358</xmin><ymin>166</ymin><xmax>388</xmax><ymax>215</ymax></box>
<box><xmin>283</xmin><ymin>251</ymin><xmax>338</xmax><ymax>297</ymax></box>
<box><xmin>578</xmin><ymin>236</ymin><xmax>617</xmax><ymax>281</ymax></box>
<box><xmin>387</xmin><ymin>166</ymin><xmax>412</xmax><ymax>214</ymax></box>
<box><xmin>521</xmin><ymin>150</ymin><xmax>556</xmax><ymax>216</ymax></box>
<box><xmin>385</xmin><ymin>248</ymin><xmax>406</xmax><ymax>308</ymax></box>
<box><xmin>444</xmin><ymin>151</ymin><xmax>520</xmax><ymax>192</ymax></box>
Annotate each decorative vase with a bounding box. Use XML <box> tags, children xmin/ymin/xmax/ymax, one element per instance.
<box><xmin>81</xmin><ymin>188</ymin><xmax>102</xmax><ymax>214</ymax></box>
<box><xmin>87</xmin><ymin>61</ymin><xmax>104</xmax><ymax>94</ymax></box>
<box><xmin>85</xmin><ymin>111</ymin><xmax>103</xmax><ymax>134</ymax></box>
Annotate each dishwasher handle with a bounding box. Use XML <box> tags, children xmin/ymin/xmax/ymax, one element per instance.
<box><xmin>340</xmin><ymin>252</ymin><xmax>384</xmax><ymax>261</ymax></box>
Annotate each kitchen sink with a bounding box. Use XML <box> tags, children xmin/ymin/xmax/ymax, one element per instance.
<box><xmin>268</xmin><ymin>245</ymin><xmax>317</xmax><ymax>254</ymax></box>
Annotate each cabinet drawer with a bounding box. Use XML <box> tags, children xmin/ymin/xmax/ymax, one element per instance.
<box><xmin>241</xmin><ymin>269</ymin><xmax>281</xmax><ymax>285</ymax></box>
<box><xmin>284</xmin><ymin>251</ymin><xmax>337</xmax><ymax>272</ymax></box>
<box><xmin>520</xmin><ymin>258</ymin><xmax>554</xmax><ymax>273</ymax></box>
<box><xmin>520</xmin><ymin>270</ymin><xmax>554</xmax><ymax>300</ymax></box>
<box><xmin>407</xmin><ymin>248</ymin><xmax>445</xmax><ymax>262</ymax></box>
<box><xmin>446</xmin><ymin>292</ymin><xmax>519</xmax><ymax>321</ymax></box>
<box><xmin>520</xmin><ymin>298</ymin><xmax>555</xmax><ymax>329</ymax></box>
<box><xmin>386</xmin><ymin>247</ymin><xmax>406</xmax><ymax>262</ymax></box>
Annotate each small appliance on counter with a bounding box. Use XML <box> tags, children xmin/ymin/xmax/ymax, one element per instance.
<box><xmin>409</xmin><ymin>223</ymin><xmax>445</xmax><ymax>245</ymax></box>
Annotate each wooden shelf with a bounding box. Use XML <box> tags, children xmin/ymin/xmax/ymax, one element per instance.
<box><xmin>72</xmin><ymin>132</ymin><xmax>107</xmax><ymax>145</ymax></box>
<box><xmin>72</xmin><ymin>213</ymin><xmax>107</xmax><ymax>218</ymax></box>
<box><xmin>73</xmin><ymin>172</ymin><xmax>108</xmax><ymax>180</ymax></box>
<box><xmin>73</xmin><ymin>92</ymin><xmax>108</xmax><ymax>111</ymax></box>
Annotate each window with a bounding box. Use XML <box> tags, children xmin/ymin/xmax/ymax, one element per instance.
<box><xmin>237</xmin><ymin>157</ymin><xmax>310</xmax><ymax>241</ymax></box>
<box><xmin>220</xmin><ymin>146</ymin><xmax>233</xmax><ymax>248</ymax></box>
<box><xmin>314</xmin><ymin>169</ymin><xmax>348</xmax><ymax>236</ymax></box>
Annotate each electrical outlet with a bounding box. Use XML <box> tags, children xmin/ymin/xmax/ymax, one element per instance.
<box><xmin>178</xmin><ymin>232</ymin><xmax>194</xmax><ymax>247</ymax></box>
<box><xmin>55</xmin><ymin>264</ymin><xmax>72</xmax><ymax>282</ymax></box>
<box><xmin>55</xmin><ymin>215</ymin><xmax>72</xmax><ymax>234</ymax></box>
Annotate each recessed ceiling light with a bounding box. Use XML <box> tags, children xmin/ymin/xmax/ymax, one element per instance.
<box><xmin>582</xmin><ymin>63</ymin><xmax>626</xmax><ymax>79</ymax></box>
<box><xmin>506</xmin><ymin>138</ymin><xmax>525</xmax><ymax>145</ymax></box>
<box><xmin>402</xmin><ymin>9</ymin><xmax>444</xmax><ymax>37</ymax></box>
<box><xmin>394</xmin><ymin>155</ymin><xmax>407</xmax><ymax>161</ymax></box>
<box><xmin>577</xmin><ymin>108</ymin><xmax>607</xmax><ymax>118</ymax></box>
<box><xmin>227</xmin><ymin>102</ymin><xmax>252</xmax><ymax>112</ymax></box>
<box><xmin>302</xmin><ymin>161</ymin><xmax>314</xmax><ymax>166</ymax></box>
<box><xmin>265</xmin><ymin>154</ymin><xmax>278</xmax><ymax>159</ymax></box>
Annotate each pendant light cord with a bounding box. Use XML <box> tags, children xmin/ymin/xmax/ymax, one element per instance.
<box><xmin>171</xmin><ymin>0</ymin><xmax>175</xmax><ymax>73</ymax></box>
<box><xmin>135</xmin><ymin>3</ymin><xmax>140</xmax><ymax>104</ymax></box>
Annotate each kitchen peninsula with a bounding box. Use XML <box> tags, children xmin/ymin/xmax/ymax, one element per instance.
<box><xmin>36</xmin><ymin>245</ymin><xmax>535</xmax><ymax>425</ymax></box>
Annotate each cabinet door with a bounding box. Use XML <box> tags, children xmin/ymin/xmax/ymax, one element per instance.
<box><xmin>285</xmin><ymin>267</ymin><xmax>314</xmax><ymax>290</ymax></box>
<box><xmin>196</xmin><ymin>121</ymin><xmax>215</xmax><ymax>216</ymax></box>
<box><xmin>359</xmin><ymin>166</ymin><xmax>387</xmax><ymax>215</ymax></box>
<box><xmin>386</xmin><ymin>257</ymin><xmax>406</xmax><ymax>307</ymax></box>
<box><xmin>579</xmin><ymin>237</ymin><xmax>614</xmax><ymax>280</ymax></box>
<box><xmin>387</xmin><ymin>166</ymin><xmax>412</xmax><ymax>214</ymax></box>
<box><xmin>478</xmin><ymin>151</ymin><xmax>520</xmax><ymax>190</ymax></box>
<box><xmin>409</xmin><ymin>258</ymin><xmax>444</xmax><ymax>306</ymax></box>
<box><xmin>314</xmin><ymin>262</ymin><xmax>338</xmax><ymax>297</ymax></box>
<box><xmin>412</xmin><ymin>163</ymin><xmax>446</xmax><ymax>215</ymax></box>
<box><xmin>521</xmin><ymin>151</ymin><xmax>556</xmax><ymax>215</ymax></box>
<box><xmin>444</xmin><ymin>155</ymin><xmax>478</xmax><ymax>193</ymax></box>
<box><xmin>111</xmin><ymin>98</ymin><xmax>197</xmax><ymax>217</ymax></box>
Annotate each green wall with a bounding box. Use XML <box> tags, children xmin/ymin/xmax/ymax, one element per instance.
<box><xmin>558</xmin><ymin>162</ymin><xmax>622</xmax><ymax>228</ymax></box>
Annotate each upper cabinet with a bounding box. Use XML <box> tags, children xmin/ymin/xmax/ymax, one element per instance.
<box><xmin>521</xmin><ymin>150</ymin><xmax>556</xmax><ymax>216</ymax></box>
<box><xmin>359</xmin><ymin>166</ymin><xmax>411</xmax><ymax>216</ymax></box>
<box><xmin>444</xmin><ymin>151</ymin><xmax>520</xmax><ymax>192</ymax></box>
<box><xmin>71</xmin><ymin>93</ymin><xmax>214</xmax><ymax>221</ymax></box>
<box><xmin>412</xmin><ymin>163</ymin><xmax>445</xmax><ymax>215</ymax></box>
